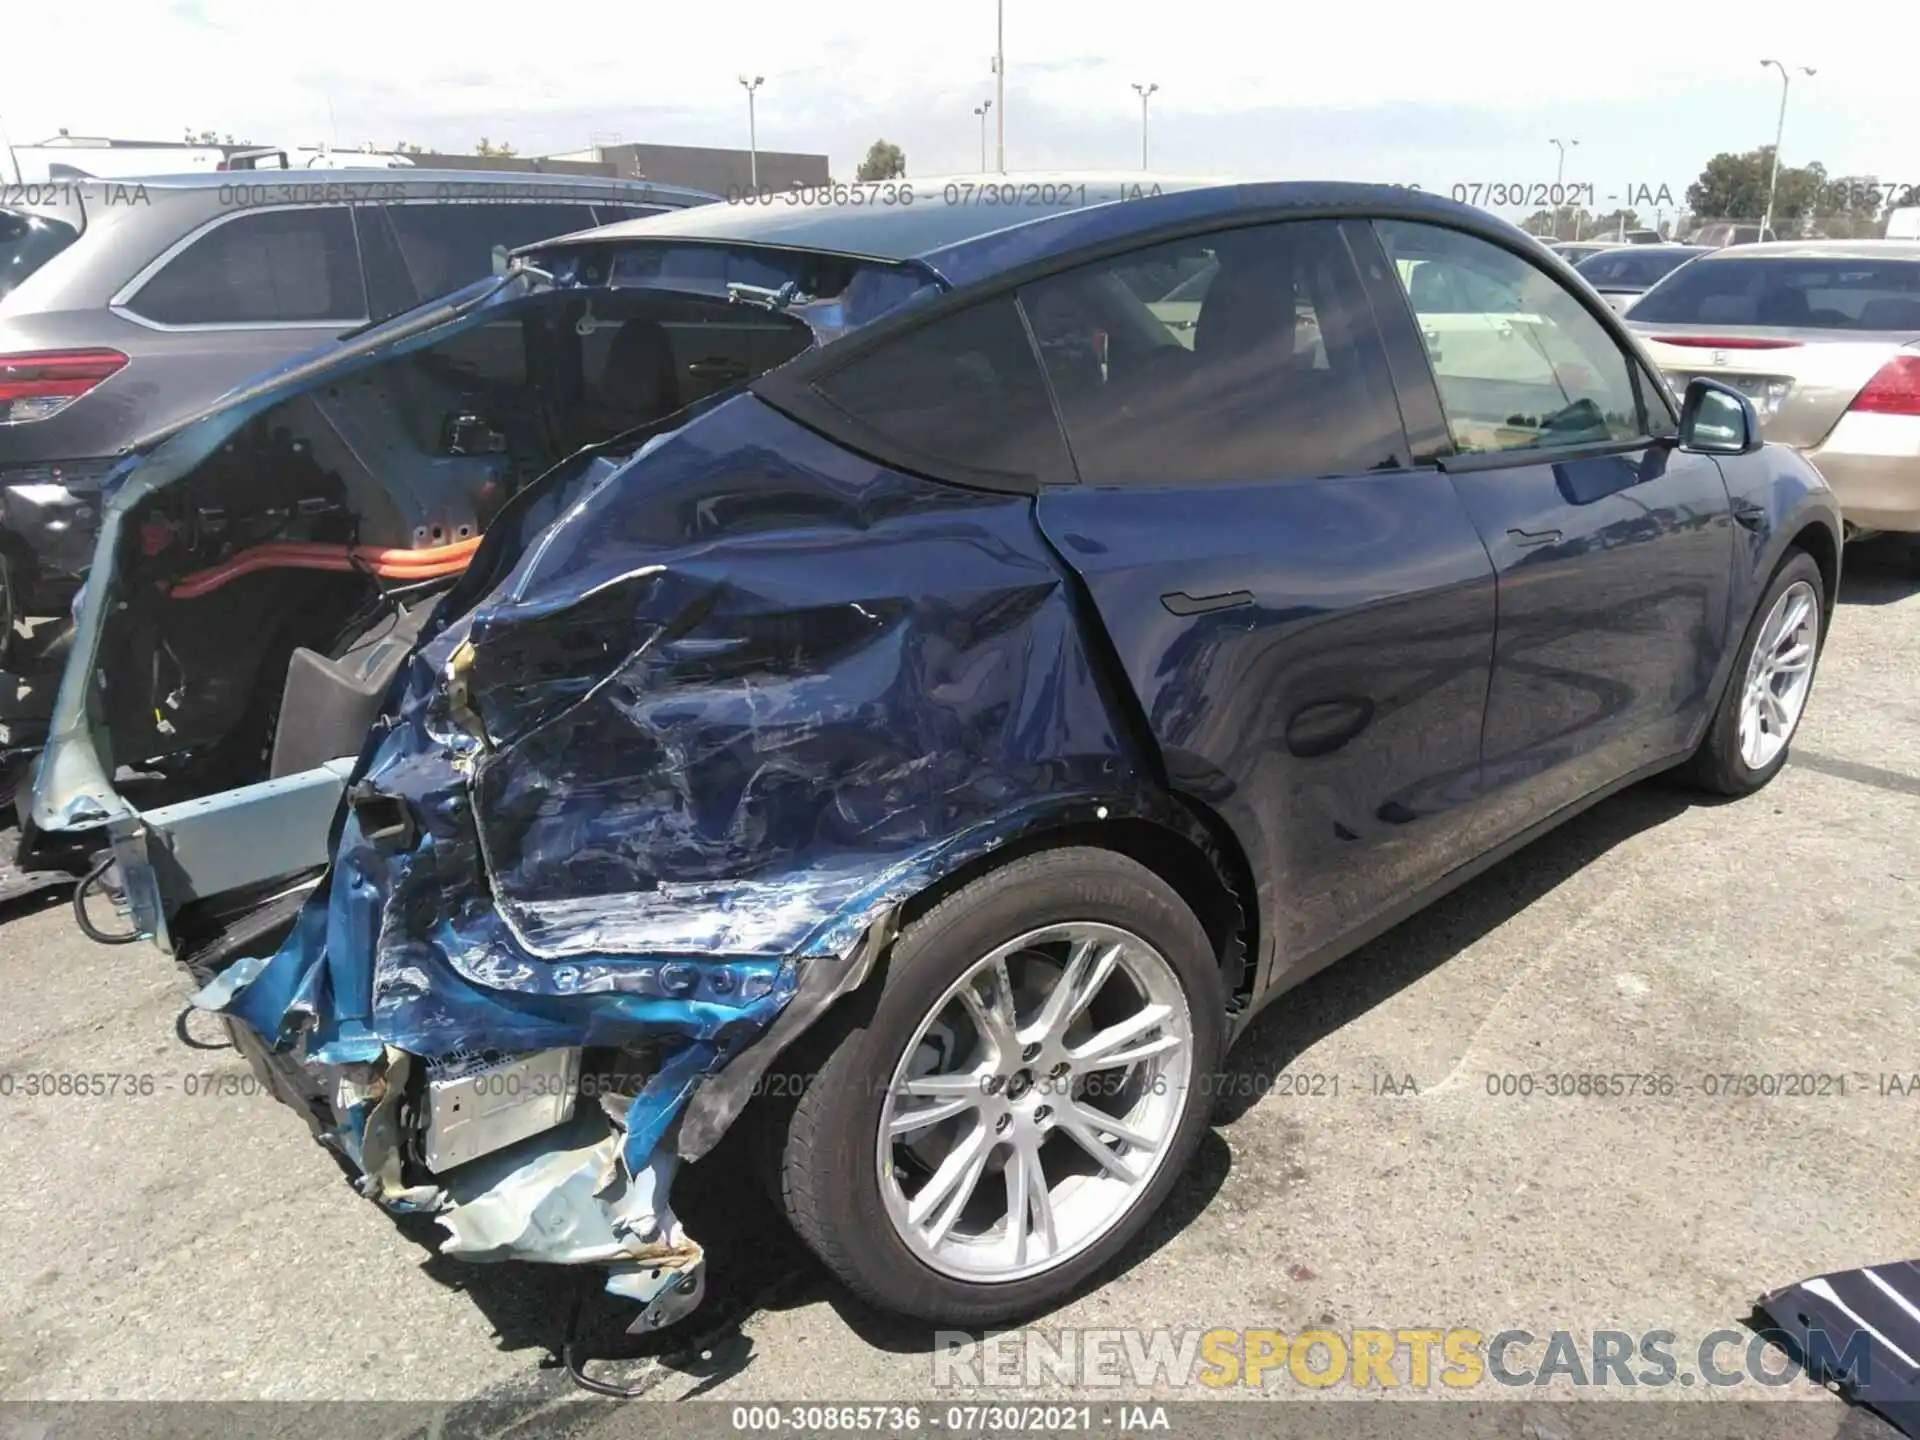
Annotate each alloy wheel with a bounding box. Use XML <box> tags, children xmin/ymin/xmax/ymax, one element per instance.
<box><xmin>1738</xmin><ymin>578</ymin><xmax>1818</xmax><ymax>771</ymax></box>
<box><xmin>875</xmin><ymin>921</ymin><xmax>1194</xmax><ymax>1284</ymax></box>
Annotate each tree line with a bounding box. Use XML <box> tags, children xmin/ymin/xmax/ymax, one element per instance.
<box><xmin>1521</xmin><ymin>146</ymin><xmax>1900</xmax><ymax>242</ymax></box>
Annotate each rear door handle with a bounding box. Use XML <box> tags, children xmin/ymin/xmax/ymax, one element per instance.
<box><xmin>686</xmin><ymin>358</ymin><xmax>749</xmax><ymax>381</ymax></box>
<box><xmin>1507</xmin><ymin>527</ymin><xmax>1562</xmax><ymax>548</ymax></box>
<box><xmin>1161</xmin><ymin>589</ymin><xmax>1254</xmax><ymax>616</ymax></box>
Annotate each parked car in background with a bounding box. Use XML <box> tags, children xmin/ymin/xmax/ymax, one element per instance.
<box><xmin>1573</xmin><ymin>244</ymin><xmax>1708</xmax><ymax>314</ymax></box>
<box><xmin>0</xmin><ymin>170</ymin><xmax>713</xmax><ymax>815</ymax></box>
<box><xmin>22</xmin><ymin>180</ymin><xmax>1838</xmax><ymax>1333</ymax></box>
<box><xmin>1686</xmin><ymin>223</ymin><xmax>1778</xmax><ymax>248</ymax></box>
<box><xmin>1629</xmin><ymin>241</ymin><xmax>1920</xmax><ymax>539</ymax></box>
<box><xmin>1547</xmin><ymin>240</ymin><xmax>1625</xmax><ymax>264</ymax></box>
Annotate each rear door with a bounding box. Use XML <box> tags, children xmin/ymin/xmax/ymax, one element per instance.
<box><xmin>1371</xmin><ymin>218</ymin><xmax>1735</xmax><ymax>836</ymax></box>
<box><xmin>1021</xmin><ymin>219</ymin><xmax>1499</xmax><ymax>978</ymax></box>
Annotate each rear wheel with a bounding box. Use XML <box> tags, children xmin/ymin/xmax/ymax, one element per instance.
<box><xmin>768</xmin><ymin>847</ymin><xmax>1224</xmax><ymax>1325</ymax></box>
<box><xmin>1679</xmin><ymin>549</ymin><xmax>1824</xmax><ymax>796</ymax></box>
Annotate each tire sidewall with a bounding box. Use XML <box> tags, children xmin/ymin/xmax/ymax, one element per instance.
<box><xmin>800</xmin><ymin>849</ymin><xmax>1225</xmax><ymax>1323</ymax></box>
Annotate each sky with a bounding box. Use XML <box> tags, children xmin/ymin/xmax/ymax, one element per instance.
<box><xmin>5</xmin><ymin>0</ymin><xmax>1916</xmax><ymax>223</ymax></box>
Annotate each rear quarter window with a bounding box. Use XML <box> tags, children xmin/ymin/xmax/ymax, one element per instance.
<box><xmin>126</xmin><ymin>206</ymin><xmax>366</xmax><ymax>325</ymax></box>
<box><xmin>808</xmin><ymin>293</ymin><xmax>1074</xmax><ymax>487</ymax></box>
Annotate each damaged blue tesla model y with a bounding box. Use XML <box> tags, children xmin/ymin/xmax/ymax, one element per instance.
<box><xmin>23</xmin><ymin>179</ymin><xmax>1841</xmax><ymax>1329</ymax></box>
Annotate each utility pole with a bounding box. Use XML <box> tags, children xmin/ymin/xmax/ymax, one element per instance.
<box><xmin>992</xmin><ymin>0</ymin><xmax>1005</xmax><ymax>173</ymax></box>
<box><xmin>973</xmin><ymin>100</ymin><xmax>993</xmax><ymax>172</ymax></box>
<box><xmin>1760</xmin><ymin>59</ymin><xmax>1815</xmax><ymax>239</ymax></box>
<box><xmin>738</xmin><ymin>75</ymin><xmax>764</xmax><ymax>190</ymax></box>
<box><xmin>1550</xmin><ymin>137</ymin><xmax>1578</xmax><ymax>239</ymax></box>
<box><xmin>1132</xmin><ymin>82</ymin><xmax>1158</xmax><ymax>170</ymax></box>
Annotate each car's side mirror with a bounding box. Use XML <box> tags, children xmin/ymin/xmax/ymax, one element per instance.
<box><xmin>1677</xmin><ymin>377</ymin><xmax>1762</xmax><ymax>455</ymax></box>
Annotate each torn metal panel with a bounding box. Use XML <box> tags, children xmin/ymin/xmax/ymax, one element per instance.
<box><xmin>1757</xmin><ymin>1262</ymin><xmax>1920</xmax><ymax>1436</ymax></box>
<box><xmin>185</xmin><ymin>389</ymin><xmax>1153</xmax><ymax>1309</ymax></box>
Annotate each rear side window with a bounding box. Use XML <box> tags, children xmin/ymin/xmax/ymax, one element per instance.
<box><xmin>128</xmin><ymin>207</ymin><xmax>365</xmax><ymax>325</ymax></box>
<box><xmin>1628</xmin><ymin>256</ymin><xmax>1920</xmax><ymax>330</ymax></box>
<box><xmin>809</xmin><ymin>293</ymin><xmax>1072</xmax><ymax>484</ymax></box>
<box><xmin>365</xmin><ymin>202</ymin><xmax>600</xmax><ymax>316</ymax></box>
<box><xmin>1018</xmin><ymin>219</ymin><xmax>1407</xmax><ymax>485</ymax></box>
<box><xmin>0</xmin><ymin>210</ymin><xmax>80</xmax><ymax>307</ymax></box>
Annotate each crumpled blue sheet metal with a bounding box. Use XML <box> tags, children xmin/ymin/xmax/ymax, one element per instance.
<box><xmin>195</xmin><ymin>390</ymin><xmax>1150</xmax><ymax>1272</ymax></box>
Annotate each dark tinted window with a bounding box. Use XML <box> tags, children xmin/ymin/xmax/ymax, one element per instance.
<box><xmin>1627</xmin><ymin>256</ymin><xmax>1920</xmax><ymax>330</ymax></box>
<box><xmin>811</xmin><ymin>294</ymin><xmax>1071</xmax><ymax>482</ymax></box>
<box><xmin>129</xmin><ymin>207</ymin><xmax>365</xmax><ymax>324</ymax></box>
<box><xmin>1018</xmin><ymin>219</ymin><xmax>1406</xmax><ymax>486</ymax></box>
<box><xmin>1574</xmin><ymin>248</ymin><xmax>1702</xmax><ymax>288</ymax></box>
<box><xmin>379</xmin><ymin>202</ymin><xmax>599</xmax><ymax>304</ymax></box>
<box><xmin>0</xmin><ymin>210</ymin><xmax>79</xmax><ymax>306</ymax></box>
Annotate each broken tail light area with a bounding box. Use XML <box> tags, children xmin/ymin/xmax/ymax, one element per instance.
<box><xmin>181</xmin><ymin>395</ymin><xmax>1144</xmax><ymax>1327</ymax></box>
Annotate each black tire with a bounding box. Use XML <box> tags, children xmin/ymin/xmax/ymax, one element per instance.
<box><xmin>1678</xmin><ymin>548</ymin><xmax>1825</xmax><ymax>796</ymax></box>
<box><xmin>766</xmin><ymin>846</ymin><xmax>1225</xmax><ymax>1326</ymax></box>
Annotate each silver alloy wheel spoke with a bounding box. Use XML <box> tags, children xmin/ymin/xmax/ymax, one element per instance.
<box><xmin>1070</xmin><ymin>1003</ymin><xmax>1176</xmax><ymax>1068</ymax></box>
<box><xmin>1736</xmin><ymin>578</ymin><xmax>1819</xmax><ymax>771</ymax></box>
<box><xmin>908</xmin><ymin>1122</ymin><xmax>992</xmax><ymax>1244</ymax></box>
<box><xmin>876</xmin><ymin>920</ymin><xmax>1193</xmax><ymax>1283</ymax></box>
<box><xmin>1005</xmin><ymin>1134</ymin><xmax>1056</xmax><ymax>1265</ymax></box>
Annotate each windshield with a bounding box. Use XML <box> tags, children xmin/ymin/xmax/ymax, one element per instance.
<box><xmin>1574</xmin><ymin>249</ymin><xmax>1701</xmax><ymax>289</ymax></box>
<box><xmin>0</xmin><ymin>210</ymin><xmax>81</xmax><ymax>307</ymax></box>
<box><xmin>1629</xmin><ymin>256</ymin><xmax>1920</xmax><ymax>329</ymax></box>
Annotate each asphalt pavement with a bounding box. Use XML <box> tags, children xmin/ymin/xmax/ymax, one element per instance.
<box><xmin>2</xmin><ymin>541</ymin><xmax>1917</xmax><ymax>1438</ymax></box>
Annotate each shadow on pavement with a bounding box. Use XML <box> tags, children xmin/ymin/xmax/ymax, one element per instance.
<box><xmin>407</xmin><ymin>778</ymin><xmax>1705</xmax><ymax>1391</ymax></box>
<box><xmin>1836</xmin><ymin>536</ymin><xmax>1917</xmax><ymax>608</ymax></box>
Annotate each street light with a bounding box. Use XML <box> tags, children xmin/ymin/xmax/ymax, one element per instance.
<box><xmin>1550</xmin><ymin>137</ymin><xmax>1579</xmax><ymax>238</ymax></box>
<box><xmin>991</xmin><ymin>0</ymin><xmax>1005</xmax><ymax>174</ymax></box>
<box><xmin>1132</xmin><ymin>82</ymin><xmax>1159</xmax><ymax>170</ymax></box>
<box><xmin>973</xmin><ymin>100</ymin><xmax>993</xmax><ymax>173</ymax></box>
<box><xmin>738</xmin><ymin>75</ymin><xmax>764</xmax><ymax>190</ymax></box>
<box><xmin>1760</xmin><ymin>59</ymin><xmax>1815</xmax><ymax>240</ymax></box>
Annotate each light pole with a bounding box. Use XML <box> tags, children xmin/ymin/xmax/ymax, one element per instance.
<box><xmin>1550</xmin><ymin>137</ymin><xmax>1578</xmax><ymax>239</ymax></box>
<box><xmin>973</xmin><ymin>100</ymin><xmax>993</xmax><ymax>172</ymax></box>
<box><xmin>1132</xmin><ymin>82</ymin><xmax>1158</xmax><ymax>170</ymax></box>
<box><xmin>1760</xmin><ymin>59</ymin><xmax>1815</xmax><ymax>239</ymax></box>
<box><xmin>991</xmin><ymin>0</ymin><xmax>1005</xmax><ymax>173</ymax></box>
<box><xmin>738</xmin><ymin>75</ymin><xmax>764</xmax><ymax>190</ymax></box>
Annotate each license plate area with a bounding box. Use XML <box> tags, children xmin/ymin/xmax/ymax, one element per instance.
<box><xmin>1665</xmin><ymin>371</ymin><xmax>1794</xmax><ymax>419</ymax></box>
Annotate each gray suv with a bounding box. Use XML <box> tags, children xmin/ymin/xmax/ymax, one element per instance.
<box><xmin>0</xmin><ymin>169</ymin><xmax>711</xmax><ymax>783</ymax></box>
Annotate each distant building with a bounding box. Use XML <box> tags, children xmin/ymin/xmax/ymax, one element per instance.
<box><xmin>407</xmin><ymin>152</ymin><xmax>620</xmax><ymax>178</ymax></box>
<box><xmin>546</xmin><ymin>142</ymin><xmax>831</xmax><ymax>195</ymax></box>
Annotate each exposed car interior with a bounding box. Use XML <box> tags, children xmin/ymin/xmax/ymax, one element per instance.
<box><xmin>91</xmin><ymin>286</ymin><xmax>814</xmax><ymax>812</ymax></box>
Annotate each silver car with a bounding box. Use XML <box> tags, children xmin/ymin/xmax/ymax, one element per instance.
<box><xmin>1572</xmin><ymin>244</ymin><xmax>1708</xmax><ymax>315</ymax></box>
<box><xmin>1629</xmin><ymin>241</ymin><xmax>1920</xmax><ymax>534</ymax></box>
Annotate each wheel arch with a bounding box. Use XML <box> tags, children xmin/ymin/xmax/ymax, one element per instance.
<box><xmin>894</xmin><ymin>796</ymin><xmax>1260</xmax><ymax>1014</ymax></box>
<box><xmin>1785</xmin><ymin>518</ymin><xmax>1839</xmax><ymax>626</ymax></box>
